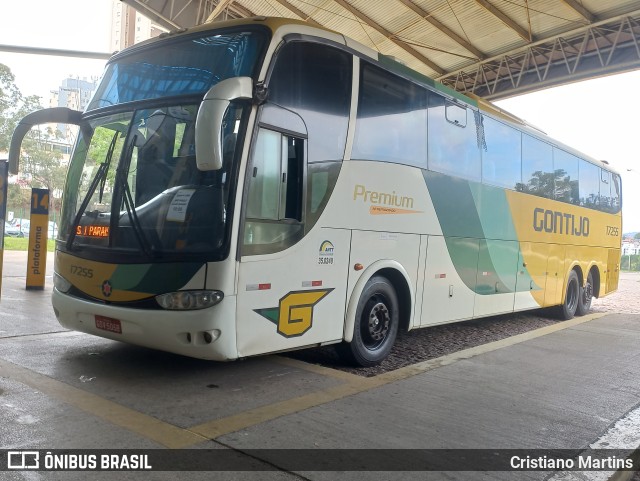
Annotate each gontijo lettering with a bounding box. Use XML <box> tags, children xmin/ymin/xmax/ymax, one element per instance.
<box><xmin>533</xmin><ymin>207</ymin><xmax>590</xmax><ymax>237</ymax></box>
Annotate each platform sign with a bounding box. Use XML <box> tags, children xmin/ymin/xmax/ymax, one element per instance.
<box><xmin>26</xmin><ymin>188</ymin><xmax>49</xmax><ymax>290</ymax></box>
<box><xmin>0</xmin><ymin>161</ymin><xmax>8</xmax><ymax>298</ymax></box>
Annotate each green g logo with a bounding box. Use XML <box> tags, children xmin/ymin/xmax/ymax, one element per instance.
<box><xmin>255</xmin><ymin>289</ymin><xmax>333</xmax><ymax>338</ymax></box>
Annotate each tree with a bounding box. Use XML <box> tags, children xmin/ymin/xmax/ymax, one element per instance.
<box><xmin>0</xmin><ymin>64</ymin><xmax>43</xmax><ymax>151</ymax></box>
<box><xmin>0</xmin><ymin>63</ymin><xmax>68</xmax><ymax>222</ymax></box>
<box><xmin>516</xmin><ymin>169</ymin><xmax>574</xmax><ymax>200</ymax></box>
<box><xmin>635</xmin><ymin>233</ymin><xmax>640</xmax><ymax>240</ymax></box>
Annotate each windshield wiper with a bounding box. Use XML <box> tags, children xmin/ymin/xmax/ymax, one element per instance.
<box><xmin>67</xmin><ymin>132</ymin><xmax>120</xmax><ymax>250</ymax></box>
<box><xmin>112</xmin><ymin>135</ymin><xmax>158</xmax><ymax>259</ymax></box>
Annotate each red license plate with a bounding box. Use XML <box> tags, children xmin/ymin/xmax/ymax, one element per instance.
<box><xmin>95</xmin><ymin>315</ymin><xmax>122</xmax><ymax>334</ymax></box>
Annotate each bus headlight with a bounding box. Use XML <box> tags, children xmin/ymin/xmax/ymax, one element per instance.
<box><xmin>53</xmin><ymin>272</ymin><xmax>72</xmax><ymax>293</ymax></box>
<box><xmin>155</xmin><ymin>290</ymin><xmax>223</xmax><ymax>310</ymax></box>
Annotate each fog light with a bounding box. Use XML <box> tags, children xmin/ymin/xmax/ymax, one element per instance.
<box><xmin>155</xmin><ymin>290</ymin><xmax>223</xmax><ymax>310</ymax></box>
<box><xmin>53</xmin><ymin>272</ymin><xmax>72</xmax><ymax>293</ymax></box>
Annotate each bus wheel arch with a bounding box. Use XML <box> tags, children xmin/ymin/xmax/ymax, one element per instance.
<box><xmin>340</xmin><ymin>262</ymin><xmax>412</xmax><ymax>366</ymax></box>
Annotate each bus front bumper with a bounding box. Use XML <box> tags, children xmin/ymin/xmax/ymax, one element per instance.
<box><xmin>51</xmin><ymin>289</ymin><xmax>239</xmax><ymax>361</ymax></box>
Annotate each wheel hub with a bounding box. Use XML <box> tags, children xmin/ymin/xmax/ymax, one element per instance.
<box><xmin>368</xmin><ymin>302</ymin><xmax>390</xmax><ymax>342</ymax></box>
<box><xmin>584</xmin><ymin>282</ymin><xmax>593</xmax><ymax>302</ymax></box>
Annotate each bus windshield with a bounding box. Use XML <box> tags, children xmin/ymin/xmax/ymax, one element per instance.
<box><xmin>60</xmin><ymin>101</ymin><xmax>246</xmax><ymax>261</ymax></box>
<box><xmin>58</xmin><ymin>28</ymin><xmax>268</xmax><ymax>261</ymax></box>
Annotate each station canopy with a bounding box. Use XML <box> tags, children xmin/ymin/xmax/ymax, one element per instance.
<box><xmin>124</xmin><ymin>0</ymin><xmax>640</xmax><ymax>99</ymax></box>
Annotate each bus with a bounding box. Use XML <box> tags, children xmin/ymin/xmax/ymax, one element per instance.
<box><xmin>9</xmin><ymin>17</ymin><xmax>622</xmax><ymax>367</ymax></box>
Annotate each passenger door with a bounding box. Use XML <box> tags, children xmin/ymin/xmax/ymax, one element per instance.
<box><xmin>235</xmin><ymin>40</ymin><xmax>353</xmax><ymax>357</ymax></box>
<box><xmin>606</xmin><ymin>248</ymin><xmax>620</xmax><ymax>293</ymax></box>
<box><xmin>236</xmin><ymin>120</ymin><xmax>350</xmax><ymax>357</ymax></box>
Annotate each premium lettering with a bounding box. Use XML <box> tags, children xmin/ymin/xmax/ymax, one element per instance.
<box><xmin>353</xmin><ymin>184</ymin><xmax>414</xmax><ymax>209</ymax></box>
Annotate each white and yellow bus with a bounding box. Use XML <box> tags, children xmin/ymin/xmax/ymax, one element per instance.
<box><xmin>9</xmin><ymin>18</ymin><xmax>622</xmax><ymax>366</ymax></box>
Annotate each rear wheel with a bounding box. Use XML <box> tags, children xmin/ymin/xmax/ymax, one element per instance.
<box><xmin>557</xmin><ymin>270</ymin><xmax>580</xmax><ymax>320</ymax></box>
<box><xmin>576</xmin><ymin>270</ymin><xmax>594</xmax><ymax>316</ymax></box>
<box><xmin>338</xmin><ymin>276</ymin><xmax>399</xmax><ymax>367</ymax></box>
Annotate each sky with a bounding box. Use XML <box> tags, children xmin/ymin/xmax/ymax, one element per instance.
<box><xmin>1</xmin><ymin>0</ymin><xmax>639</xmax><ymax>233</ymax></box>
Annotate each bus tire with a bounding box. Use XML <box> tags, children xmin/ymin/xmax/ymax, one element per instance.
<box><xmin>576</xmin><ymin>270</ymin><xmax>594</xmax><ymax>316</ymax></box>
<box><xmin>557</xmin><ymin>270</ymin><xmax>580</xmax><ymax>320</ymax></box>
<box><xmin>338</xmin><ymin>276</ymin><xmax>399</xmax><ymax>367</ymax></box>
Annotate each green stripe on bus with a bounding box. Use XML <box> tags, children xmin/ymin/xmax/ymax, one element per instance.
<box><xmin>110</xmin><ymin>262</ymin><xmax>204</xmax><ymax>295</ymax></box>
<box><xmin>424</xmin><ymin>171</ymin><xmax>535</xmax><ymax>294</ymax></box>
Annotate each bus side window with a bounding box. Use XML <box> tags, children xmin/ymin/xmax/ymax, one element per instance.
<box><xmin>599</xmin><ymin>169</ymin><xmax>612</xmax><ymax>212</ymax></box>
<box><xmin>427</xmin><ymin>95</ymin><xmax>480</xmax><ymax>182</ymax></box>
<box><xmin>243</xmin><ymin>128</ymin><xmax>305</xmax><ymax>255</ymax></box>
<box><xmin>611</xmin><ymin>173</ymin><xmax>621</xmax><ymax>213</ymax></box>
<box><xmin>553</xmin><ymin>148</ymin><xmax>579</xmax><ymax>205</ymax></box>
<box><xmin>306</xmin><ymin>161</ymin><xmax>341</xmax><ymax>231</ymax></box>
<box><xmin>352</xmin><ymin>61</ymin><xmax>427</xmax><ymax>167</ymax></box>
<box><xmin>267</xmin><ymin>40</ymin><xmax>351</xmax><ymax>164</ymax></box>
<box><xmin>520</xmin><ymin>134</ymin><xmax>553</xmax><ymax>199</ymax></box>
<box><xmin>481</xmin><ymin>115</ymin><xmax>521</xmax><ymax>190</ymax></box>
<box><xmin>579</xmin><ymin>160</ymin><xmax>600</xmax><ymax>208</ymax></box>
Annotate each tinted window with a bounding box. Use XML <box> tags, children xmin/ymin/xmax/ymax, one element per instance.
<box><xmin>600</xmin><ymin>169</ymin><xmax>612</xmax><ymax>212</ymax></box>
<box><xmin>579</xmin><ymin>160</ymin><xmax>599</xmax><ymax>208</ymax></box>
<box><xmin>268</xmin><ymin>41</ymin><xmax>351</xmax><ymax>163</ymax></box>
<box><xmin>520</xmin><ymin>134</ymin><xmax>553</xmax><ymax>198</ymax></box>
<box><xmin>246</xmin><ymin>129</ymin><xmax>283</xmax><ymax>220</ymax></box>
<box><xmin>352</xmin><ymin>62</ymin><xmax>427</xmax><ymax>167</ymax></box>
<box><xmin>482</xmin><ymin>115</ymin><xmax>521</xmax><ymax>189</ymax></box>
<box><xmin>306</xmin><ymin>162</ymin><xmax>341</xmax><ymax>231</ymax></box>
<box><xmin>611</xmin><ymin>173</ymin><xmax>621</xmax><ymax>213</ymax></box>
<box><xmin>243</xmin><ymin>128</ymin><xmax>305</xmax><ymax>255</ymax></box>
<box><xmin>428</xmin><ymin>95</ymin><xmax>481</xmax><ymax>181</ymax></box>
<box><xmin>553</xmin><ymin>149</ymin><xmax>579</xmax><ymax>204</ymax></box>
<box><xmin>90</xmin><ymin>30</ymin><xmax>267</xmax><ymax>109</ymax></box>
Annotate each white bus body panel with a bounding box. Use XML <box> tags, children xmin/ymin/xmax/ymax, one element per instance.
<box><xmin>235</xmin><ymin>229</ymin><xmax>351</xmax><ymax>357</ymax></box>
<box><xmin>320</xmin><ymin>160</ymin><xmax>442</xmax><ymax>235</ymax></box>
<box><xmin>346</xmin><ymin>231</ymin><xmax>420</xmax><ymax>337</ymax></box>
<box><xmin>421</xmin><ymin>235</ymin><xmax>476</xmax><ymax>326</ymax></box>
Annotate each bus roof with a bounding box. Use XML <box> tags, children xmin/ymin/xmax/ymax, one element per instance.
<box><xmin>110</xmin><ymin>16</ymin><xmax>618</xmax><ymax>175</ymax></box>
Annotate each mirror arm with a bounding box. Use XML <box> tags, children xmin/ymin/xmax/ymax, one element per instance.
<box><xmin>196</xmin><ymin>77</ymin><xmax>253</xmax><ymax>171</ymax></box>
<box><xmin>8</xmin><ymin>107</ymin><xmax>84</xmax><ymax>174</ymax></box>
<box><xmin>253</xmin><ymin>82</ymin><xmax>268</xmax><ymax>105</ymax></box>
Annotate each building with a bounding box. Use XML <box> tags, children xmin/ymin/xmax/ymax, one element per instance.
<box><xmin>110</xmin><ymin>0</ymin><xmax>165</xmax><ymax>52</ymax></box>
<box><xmin>47</xmin><ymin>2</ymin><xmax>164</xmax><ymax>142</ymax></box>
<box><xmin>51</xmin><ymin>77</ymin><xmax>96</xmax><ymax>112</ymax></box>
<box><xmin>49</xmin><ymin>77</ymin><xmax>97</xmax><ymax>141</ymax></box>
<box><xmin>622</xmin><ymin>239</ymin><xmax>640</xmax><ymax>256</ymax></box>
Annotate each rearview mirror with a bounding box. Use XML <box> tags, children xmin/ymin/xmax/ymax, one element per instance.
<box><xmin>195</xmin><ymin>77</ymin><xmax>253</xmax><ymax>171</ymax></box>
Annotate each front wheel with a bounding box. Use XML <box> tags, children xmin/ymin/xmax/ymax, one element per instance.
<box><xmin>557</xmin><ymin>270</ymin><xmax>580</xmax><ymax>320</ymax></box>
<box><xmin>338</xmin><ymin>276</ymin><xmax>399</xmax><ymax>367</ymax></box>
<box><xmin>576</xmin><ymin>270</ymin><xmax>594</xmax><ymax>316</ymax></box>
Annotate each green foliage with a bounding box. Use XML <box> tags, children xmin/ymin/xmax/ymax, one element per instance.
<box><xmin>621</xmin><ymin>254</ymin><xmax>640</xmax><ymax>272</ymax></box>
<box><xmin>0</xmin><ymin>64</ymin><xmax>43</xmax><ymax>151</ymax></box>
<box><xmin>635</xmin><ymin>232</ymin><xmax>640</xmax><ymax>240</ymax></box>
<box><xmin>4</xmin><ymin>237</ymin><xmax>55</xmax><ymax>252</ymax></box>
<box><xmin>516</xmin><ymin>169</ymin><xmax>576</xmax><ymax>200</ymax></box>
<box><xmin>0</xmin><ymin>63</ymin><xmax>68</xmax><ymax>222</ymax></box>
